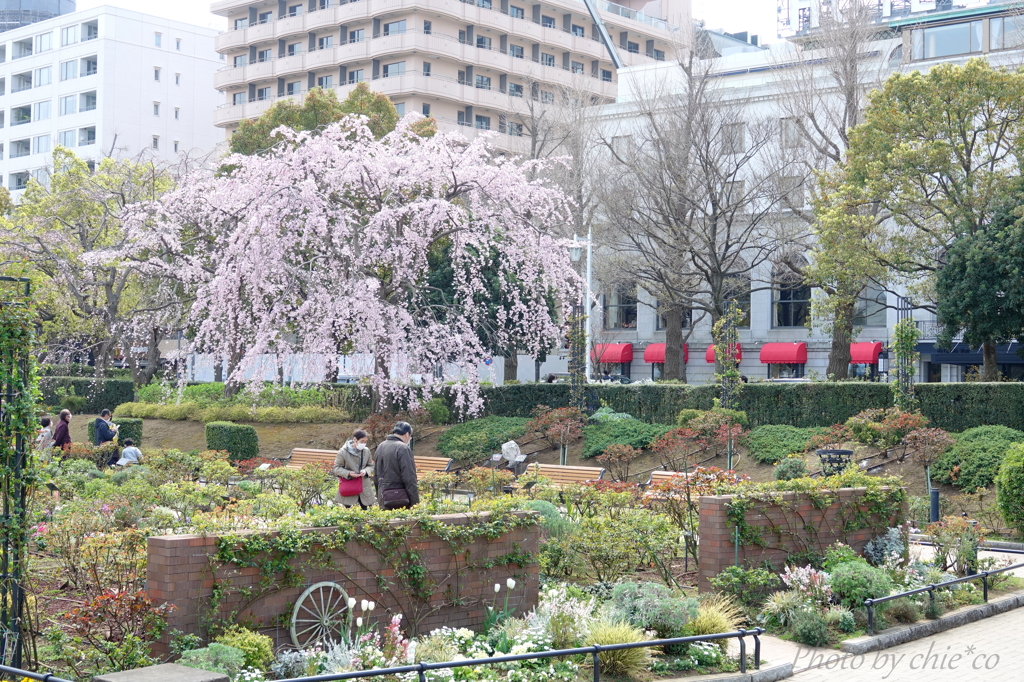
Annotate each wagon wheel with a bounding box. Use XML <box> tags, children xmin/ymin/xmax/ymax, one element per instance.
<box><xmin>290</xmin><ymin>581</ymin><xmax>351</xmax><ymax>648</ymax></box>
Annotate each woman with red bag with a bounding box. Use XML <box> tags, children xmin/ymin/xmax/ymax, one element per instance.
<box><xmin>333</xmin><ymin>429</ymin><xmax>375</xmax><ymax>509</ymax></box>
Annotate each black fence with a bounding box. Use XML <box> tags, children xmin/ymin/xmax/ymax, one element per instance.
<box><xmin>864</xmin><ymin>561</ymin><xmax>1024</xmax><ymax>634</ymax></box>
<box><xmin>276</xmin><ymin>628</ymin><xmax>766</xmax><ymax>682</ymax></box>
<box><xmin>0</xmin><ymin>662</ymin><xmax>74</xmax><ymax>682</ymax></box>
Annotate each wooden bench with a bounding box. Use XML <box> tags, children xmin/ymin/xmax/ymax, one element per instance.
<box><xmin>523</xmin><ymin>463</ymin><xmax>605</xmax><ymax>487</ymax></box>
<box><xmin>284</xmin><ymin>449</ymin><xmax>453</xmax><ymax>479</ymax></box>
<box><xmin>642</xmin><ymin>470</ymin><xmax>695</xmax><ymax>500</ymax></box>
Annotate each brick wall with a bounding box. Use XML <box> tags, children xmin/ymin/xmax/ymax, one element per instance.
<box><xmin>147</xmin><ymin>511</ymin><xmax>539</xmax><ymax>656</ymax></box>
<box><xmin>698</xmin><ymin>487</ymin><xmax>904</xmax><ymax>591</ymax></box>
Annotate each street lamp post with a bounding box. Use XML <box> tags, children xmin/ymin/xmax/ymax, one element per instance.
<box><xmin>568</xmin><ymin>229</ymin><xmax>593</xmax><ymax>382</ymax></box>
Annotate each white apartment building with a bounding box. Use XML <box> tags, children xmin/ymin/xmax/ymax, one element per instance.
<box><xmin>209</xmin><ymin>0</ymin><xmax>699</xmax><ymax>148</ymax></box>
<box><xmin>0</xmin><ymin>5</ymin><xmax>224</xmax><ymax>193</ymax></box>
<box><xmin>517</xmin><ymin>0</ymin><xmax>1024</xmax><ymax>386</ymax></box>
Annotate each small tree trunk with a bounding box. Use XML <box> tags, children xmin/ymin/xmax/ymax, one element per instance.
<box><xmin>136</xmin><ymin>328</ymin><xmax>164</xmax><ymax>387</ymax></box>
<box><xmin>827</xmin><ymin>300</ymin><xmax>856</xmax><ymax>379</ymax></box>
<box><xmin>982</xmin><ymin>340</ymin><xmax>999</xmax><ymax>381</ymax></box>
<box><xmin>504</xmin><ymin>352</ymin><xmax>519</xmax><ymax>383</ymax></box>
<box><xmin>214</xmin><ymin>360</ymin><xmax>223</xmax><ymax>383</ymax></box>
<box><xmin>663</xmin><ymin>306</ymin><xmax>684</xmax><ymax>381</ymax></box>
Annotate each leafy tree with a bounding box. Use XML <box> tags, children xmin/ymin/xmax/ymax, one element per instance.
<box><xmin>229</xmin><ymin>84</ymin><xmax>433</xmax><ymax>155</ymax></box>
<box><xmin>936</xmin><ymin>186</ymin><xmax>1024</xmax><ymax>373</ymax></box>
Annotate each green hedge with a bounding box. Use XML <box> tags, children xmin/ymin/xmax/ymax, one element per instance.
<box><xmin>916</xmin><ymin>383</ymin><xmax>1024</xmax><ymax>432</ymax></box>
<box><xmin>87</xmin><ymin>417</ymin><xmax>143</xmax><ymax>447</ymax></box>
<box><xmin>205</xmin><ymin>421</ymin><xmax>260</xmax><ymax>461</ymax></box>
<box><xmin>39</xmin><ymin>364</ymin><xmax>133</xmax><ymax>379</ymax></box>
<box><xmin>40</xmin><ymin>377</ymin><xmax>135</xmax><ymax>415</ymax></box>
<box><xmin>114</xmin><ymin>401</ymin><xmax>350</xmax><ymax>424</ymax></box>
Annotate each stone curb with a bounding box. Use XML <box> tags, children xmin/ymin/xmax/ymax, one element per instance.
<box><xmin>662</xmin><ymin>662</ymin><xmax>793</xmax><ymax>682</ymax></box>
<box><xmin>839</xmin><ymin>590</ymin><xmax>1024</xmax><ymax>655</ymax></box>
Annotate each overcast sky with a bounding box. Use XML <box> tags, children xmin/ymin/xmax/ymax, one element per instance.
<box><xmin>77</xmin><ymin>0</ymin><xmax>781</xmax><ymax>43</ymax></box>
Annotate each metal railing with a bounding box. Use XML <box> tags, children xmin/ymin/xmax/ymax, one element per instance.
<box><xmin>0</xmin><ymin>662</ymin><xmax>74</xmax><ymax>682</ymax></box>
<box><xmin>864</xmin><ymin>561</ymin><xmax>1024</xmax><ymax>635</ymax></box>
<box><xmin>275</xmin><ymin>629</ymin><xmax>765</xmax><ymax>682</ymax></box>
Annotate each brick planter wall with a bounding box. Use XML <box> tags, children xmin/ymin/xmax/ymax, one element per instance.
<box><xmin>698</xmin><ymin>487</ymin><xmax>905</xmax><ymax>591</ymax></box>
<box><xmin>147</xmin><ymin>511</ymin><xmax>539</xmax><ymax>656</ymax></box>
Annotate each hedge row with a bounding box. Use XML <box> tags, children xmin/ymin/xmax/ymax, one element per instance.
<box><xmin>40</xmin><ymin>377</ymin><xmax>135</xmax><ymax>415</ymax></box>
<box><xmin>114</xmin><ymin>401</ymin><xmax>349</xmax><ymax>424</ymax></box>
<box><xmin>87</xmin><ymin>417</ymin><xmax>143</xmax><ymax>446</ymax></box>
<box><xmin>915</xmin><ymin>383</ymin><xmax>1024</xmax><ymax>432</ymax></box>
<box><xmin>205</xmin><ymin>421</ymin><xmax>260</xmax><ymax>461</ymax></box>
<box><xmin>39</xmin><ymin>364</ymin><xmax>133</xmax><ymax>379</ymax></box>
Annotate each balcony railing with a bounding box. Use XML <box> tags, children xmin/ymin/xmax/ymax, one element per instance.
<box><xmin>915</xmin><ymin>320</ymin><xmax>964</xmax><ymax>343</ymax></box>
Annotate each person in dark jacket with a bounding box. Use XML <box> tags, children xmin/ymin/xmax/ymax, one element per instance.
<box><xmin>374</xmin><ymin>422</ymin><xmax>419</xmax><ymax>510</ymax></box>
<box><xmin>95</xmin><ymin>409</ymin><xmax>119</xmax><ymax>465</ymax></box>
<box><xmin>52</xmin><ymin>409</ymin><xmax>72</xmax><ymax>451</ymax></box>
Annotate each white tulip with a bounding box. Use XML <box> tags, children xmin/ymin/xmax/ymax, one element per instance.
<box><xmin>494</xmin><ymin>583</ymin><xmax>501</xmax><ymax>593</ymax></box>
<box><xmin>361</xmin><ymin>599</ymin><xmax>369</xmax><ymax>611</ymax></box>
<box><xmin>368</xmin><ymin>601</ymin><xmax>376</xmax><ymax>611</ymax></box>
<box><xmin>506</xmin><ymin>578</ymin><xmax>516</xmax><ymax>590</ymax></box>
<box><xmin>356</xmin><ymin>617</ymin><xmax>363</xmax><ymax>627</ymax></box>
<box><xmin>348</xmin><ymin>597</ymin><xmax>356</xmax><ymax>610</ymax></box>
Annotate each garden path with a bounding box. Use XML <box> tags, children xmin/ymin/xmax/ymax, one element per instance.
<box><xmin>784</xmin><ymin>604</ymin><xmax>1024</xmax><ymax>681</ymax></box>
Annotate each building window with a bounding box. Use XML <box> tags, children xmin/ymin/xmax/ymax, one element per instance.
<box><xmin>81</xmin><ymin>56</ymin><xmax>98</xmax><ymax>77</ymax></box>
<box><xmin>59</xmin><ymin>94</ymin><xmax>77</xmax><ymax>115</ymax></box>
<box><xmin>0</xmin><ymin>78</ymin><xmax>5</xmax><ymax>96</ymax></box>
<box><xmin>510</xmin><ymin>5</ymin><xmax>524</xmax><ymax>19</ymax></box>
<box><xmin>603</xmin><ymin>290</ymin><xmax>638</xmax><ymax>329</ymax></box>
<box><xmin>286</xmin><ymin>81</ymin><xmax>301</xmax><ymax>95</ymax></box>
<box><xmin>12</xmin><ymin>38</ymin><xmax>32</xmax><ymax>59</ymax></box>
<box><xmin>773</xmin><ymin>269</ymin><xmax>811</xmax><ymax>328</ymax></box>
<box><xmin>234</xmin><ymin>17</ymin><xmax>248</xmax><ymax>30</ymax></box>
<box><xmin>423</xmin><ymin>61</ymin><xmax>431</xmax><ymax>76</ymax></box>
<box><xmin>80</xmin><ymin>126</ymin><xmax>96</xmax><ymax>146</ymax></box>
<box><xmin>35</xmin><ymin>33</ymin><xmax>53</xmax><ymax>52</ymax></box>
<box><xmin>853</xmin><ymin>283</ymin><xmax>887</xmax><ymax>327</ymax></box>
<box><xmin>653</xmin><ymin>48</ymin><xmax>665</xmax><ymax>61</ymax></box>
<box><xmin>83</xmin><ymin>20</ymin><xmax>98</xmax><ymax>41</ymax></box>
<box><xmin>656</xmin><ymin>304</ymin><xmax>693</xmax><ymax>330</ymax></box>
<box><xmin>541</xmin><ymin>52</ymin><xmax>554</xmax><ymax>66</ymax></box>
<box><xmin>175</xmin><ymin>73</ymin><xmax>181</xmax><ymax>85</ymax></box>
<box><xmin>723</xmin><ymin>123</ymin><xmax>745</xmax><ymax>153</ymax></box>
<box><xmin>287</xmin><ymin>42</ymin><xmax>302</xmax><ymax>56</ymax></box>
<box><xmin>33</xmin><ymin>101</ymin><xmax>51</xmax><ymax>121</ymax></box>
<box><xmin>287</xmin><ymin>4</ymin><xmax>303</xmax><ymax>17</ymax></box>
<box><xmin>10</xmin><ymin>139</ymin><xmax>30</xmax><ymax>158</ymax></box>
<box><xmin>541</xmin><ymin>90</ymin><xmax>554</xmax><ymax>103</ymax></box>
<box><xmin>509</xmin><ymin>44</ymin><xmax>524</xmax><ymax>59</ymax></box>
<box><xmin>383</xmin><ymin>20</ymin><xmax>406</xmax><ymax>36</ymax></box>
<box><xmin>258</xmin><ymin>48</ymin><xmax>273</xmax><ymax>62</ymax></box>
<box><xmin>422</xmin><ymin>103</ymin><xmax>430</xmax><ymax>116</ymax></box>
<box><xmin>12</xmin><ymin>72</ymin><xmax>32</xmax><ymax>93</ymax></box>
<box><xmin>990</xmin><ymin>16</ymin><xmax>1024</xmax><ymax>50</ymax></box>
<box><xmin>725</xmin><ymin>273</ymin><xmax>752</xmax><ymax>327</ymax></box>
<box><xmin>173</xmin><ymin>140</ymin><xmax>179</xmax><ymax>152</ymax></box>
<box><xmin>35</xmin><ymin>66</ymin><xmax>51</xmax><ymax>86</ymax></box>
<box><xmin>258</xmin><ymin>10</ymin><xmax>273</xmax><ymax>23</ymax></box>
<box><xmin>541</xmin><ymin>16</ymin><xmax>555</xmax><ymax>28</ymax></box>
<box><xmin>59</xmin><ymin>129</ymin><xmax>76</xmax><ymax>147</ymax></box>
<box><xmin>33</xmin><ymin>134</ymin><xmax>51</xmax><ymax>154</ymax></box>
<box><xmin>10</xmin><ymin>172</ymin><xmax>29</xmax><ymax>190</ymax></box>
<box><xmin>383</xmin><ymin>61</ymin><xmax>405</xmax><ymax>78</ymax></box>
<box><xmin>601</xmin><ymin>69</ymin><xmax>612</xmax><ymax>82</ymax></box>
<box><xmin>154</xmin><ymin>32</ymin><xmax>162</xmax><ymax>47</ymax></box>
<box><xmin>475</xmin><ymin>115</ymin><xmax>491</xmax><ymax>130</ymax></box>
<box><xmin>476</xmin><ymin>74</ymin><xmax>491</xmax><ymax>89</ymax></box>
<box><xmin>152</xmin><ymin>136</ymin><xmax>159</xmax><ymax>150</ymax></box>
<box><xmin>257</xmin><ymin>86</ymin><xmax>271</xmax><ymax>100</ymax></box>
<box><xmin>508</xmin><ymin>121</ymin><xmax>523</xmax><ymax>136</ymax></box>
<box><xmin>348</xmin><ymin>69</ymin><xmax>364</xmax><ymax>83</ymax></box>
<box><xmin>61</xmin><ymin>26</ymin><xmax>78</xmax><ymax>46</ymax></box>
<box><xmin>571</xmin><ymin>24</ymin><xmax>584</xmax><ymax>37</ymax></box>
<box><xmin>770</xmin><ymin>363</ymin><xmax>804</xmax><ymax>379</ymax></box>
<box><xmin>349</xmin><ymin>29</ymin><xmax>364</xmax><ymax>43</ymax></box>
<box><xmin>395</xmin><ymin>102</ymin><xmax>405</xmax><ymax>116</ymax></box>
<box><xmin>153</xmin><ymin>102</ymin><xmax>160</xmax><ymax>116</ymax></box>
<box><xmin>0</xmin><ymin>112</ymin><xmax>5</xmax><ymax>128</ymax></box>
<box><xmin>60</xmin><ymin>60</ymin><xmax>77</xmax><ymax>81</ymax></box>
<box><xmin>12</xmin><ymin>106</ymin><xmax>31</xmax><ymax>125</ymax></box>
<box><xmin>176</xmin><ymin>38</ymin><xmax>182</xmax><ymax>50</ymax></box>
<box><xmin>318</xmin><ymin>35</ymin><xmax>333</xmax><ymax>50</ymax></box>
<box><xmin>317</xmin><ymin>75</ymin><xmax>333</xmax><ymax>88</ymax></box>
<box><xmin>174</xmin><ymin>107</ymin><xmax>180</xmax><ymax>119</ymax></box>
<box><xmin>234</xmin><ymin>54</ymin><xmax>248</xmax><ymax>67</ymax></box>
<box><xmin>153</xmin><ymin>67</ymin><xmax>161</xmax><ymax>82</ymax></box>
<box><xmin>571</xmin><ymin>60</ymin><xmax>584</xmax><ymax>74</ymax></box>
<box><xmin>423</xmin><ymin>20</ymin><xmax>432</xmax><ymax>34</ymax></box>
<box><xmin>458</xmin><ymin>111</ymin><xmax>466</xmax><ymax>126</ymax></box>
<box><xmin>477</xmin><ymin>0</ymin><xmax>492</xmax><ymax>8</ymax></box>
<box><xmin>912</xmin><ymin>20</ymin><xmax>983</xmax><ymax>60</ymax></box>
<box><xmin>80</xmin><ymin>91</ymin><xmax>96</xmax><ymax>111</ymax></box>
<box><xmin>627</xmin><ymin>41</ymin><xmax>639</xmax><ymax>53</ymax></box>
<box><xmin>781</xmin><ymin>175</ymin><xmax>804</xmax><ymax>207</ymax></box>
<box><xmin>477</xmin><ymin>36</ymin><xmax>492</xmax><ymax>50</ymax></box>
<box><xmin>781</xmin><ymin>117</ymin><xmax>804</xmax><ymax>148</ymax></box>
<box><xmin>508</xmin><ymin>82</ymin><xmax>523</xmax><ymax>97</ymax></box>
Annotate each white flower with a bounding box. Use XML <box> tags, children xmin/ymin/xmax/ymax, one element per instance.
<box><xmin>494</xmin><ymin>583</ymin><xmax>501</xmax><ymax>593</ymax></box>
<box><xmin>356</xmin><ymin>617</ymin><xmax>363</xmax><ymax>627</ymax></box>
<box><xmin>361</xmin><ymin>599</ymin><xmax>369</xmax><ymax>611</ymax></box>
<box><xmin>507</xmin><ymin>578</ymin><xmax>516</xmax><ymax>590</ymax></box>
<box><xmin>348</xmin><ymin>597</ymin><xmax>357</xmax><ymax>610</ymax></box>
<box><xmin>368</xmin><ymin>601</ymin><xmax>376</xmax><ymax>611</ymax></box>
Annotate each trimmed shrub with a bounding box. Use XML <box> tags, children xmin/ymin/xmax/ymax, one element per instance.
<box><xmin>39</xmin><ymin>377</ymin><xmax>135</xmax><ymax>414</ymax></box>
<box><xmin>205</xmin><ymin>421</ymin><xmax>259</xmax><ymax>461</ymax></box>
<box><xmin>608</xmin><ymin>582</ymin><xmax>699</xmax><ymax>640</ymax></box>
<box><xmin>436</xmin><ymin>416</ymin><xmax>530</xmax><ymax>462</ymax></box>
<box><xmin>745</xmin><ymin>425</ymin><xmax>824</xmax><ymax>464</ymax></box>
<box><xmin>178</xmin><ymin>643</ymin><xmax>246</xmax><ymax>679</ymax></box>
<box><xmin>582</xmin><ymin>419</ymin><xmax>672</xmax><ymax>459</ymax></box>
<box><xmin>708</xmin><ymin>565</ymin><xmax>781</xmax><ymax>607</ymax></box>
<box><xmin>791</xmin><ymin>610</ymin><xmax>829</xmax><ymax>647</ymax></box>
<box><xmin>774</xmin><ymin>456</ymin><xmax>808</xmax><ymax>481</ymax></box>
<box><xmin>933</xmin><ymin>426</ymin><xmax>1024</xmax><ymax>490</ymax></box>
<box><xmin>214</xmin><ymin>627</ymin><xmax>274</xmax><ymax>670</ymax></box>
<box><xmin>422</xmin><ymin>397</ymin><xmax>450</xmax><ymax>425</ymax></box>
<box><xmin>830</xmin><ymin>561</ymin><xmax>893</xmax><ymax>610</ymax></box>
<box><xmin>997</xmin><ymin>444</ymin><xmax>1024</xmax><ymax>535</ymax></box>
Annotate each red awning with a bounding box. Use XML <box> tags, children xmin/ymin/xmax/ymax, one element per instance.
<box><xmin>592</xmin><ymin>343</ymin><xmax>634</xmax><ymax>364</ymax></box>
<box><xmin>705</xmin><ymin>344</ymin><xmax>743</xmax><ymax>363</ymax></box>
<box><xmin>850</xmin><ymin>341</ymin><xmax>884</xmax><ymax>364</ymax></box>
<box><xmin>759</xmin><ymin>342</ymin><xmax>808</xmax><ymax>364</ymax></box>
<box><xmin>643</xmin><ymin>343</ymin><xmax>688</xmax><ymax>364</ymax></box>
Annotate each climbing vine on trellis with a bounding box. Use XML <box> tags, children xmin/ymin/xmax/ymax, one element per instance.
<box><xmin>723</xmin><ymin>471</ymin><xmax>907</xmax><ymax>563</ymax></box>
<box><xmin>202</xmin><ymin>505</ymin><xmax>538</xmax><ymax>637</ymax></box>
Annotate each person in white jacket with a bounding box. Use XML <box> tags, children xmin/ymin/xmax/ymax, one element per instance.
<box><xmin>332</xmin><ymin>429</ymin><xmax>375</xmax><ymax>509</ymax></box>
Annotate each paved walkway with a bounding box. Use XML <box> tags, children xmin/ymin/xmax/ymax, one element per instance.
<box><xmin>782</xmin><ymin>604</ymin><xmax>1024</xmax><ymax>682</ymax></box>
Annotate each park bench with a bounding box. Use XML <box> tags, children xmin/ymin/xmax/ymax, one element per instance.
<box><xmin>642</xmin><ymin>470</ymin><xmax>695</xmax><ymax>501</ymax></box>
<box><xmin>283</xmin><ymin>449</ymin><xmax>454</xmax><ymax>480</ymax></box>
<box><xmin>522</xmin><ymin>463</ymin><xmax>605</xmax><ymax>487</ymax></box>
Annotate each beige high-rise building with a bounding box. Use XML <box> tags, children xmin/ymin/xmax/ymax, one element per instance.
<box><xmin>210</xmin><ymin>0</ymin><xmax>692</xmax><ymax>148</ymax></box>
